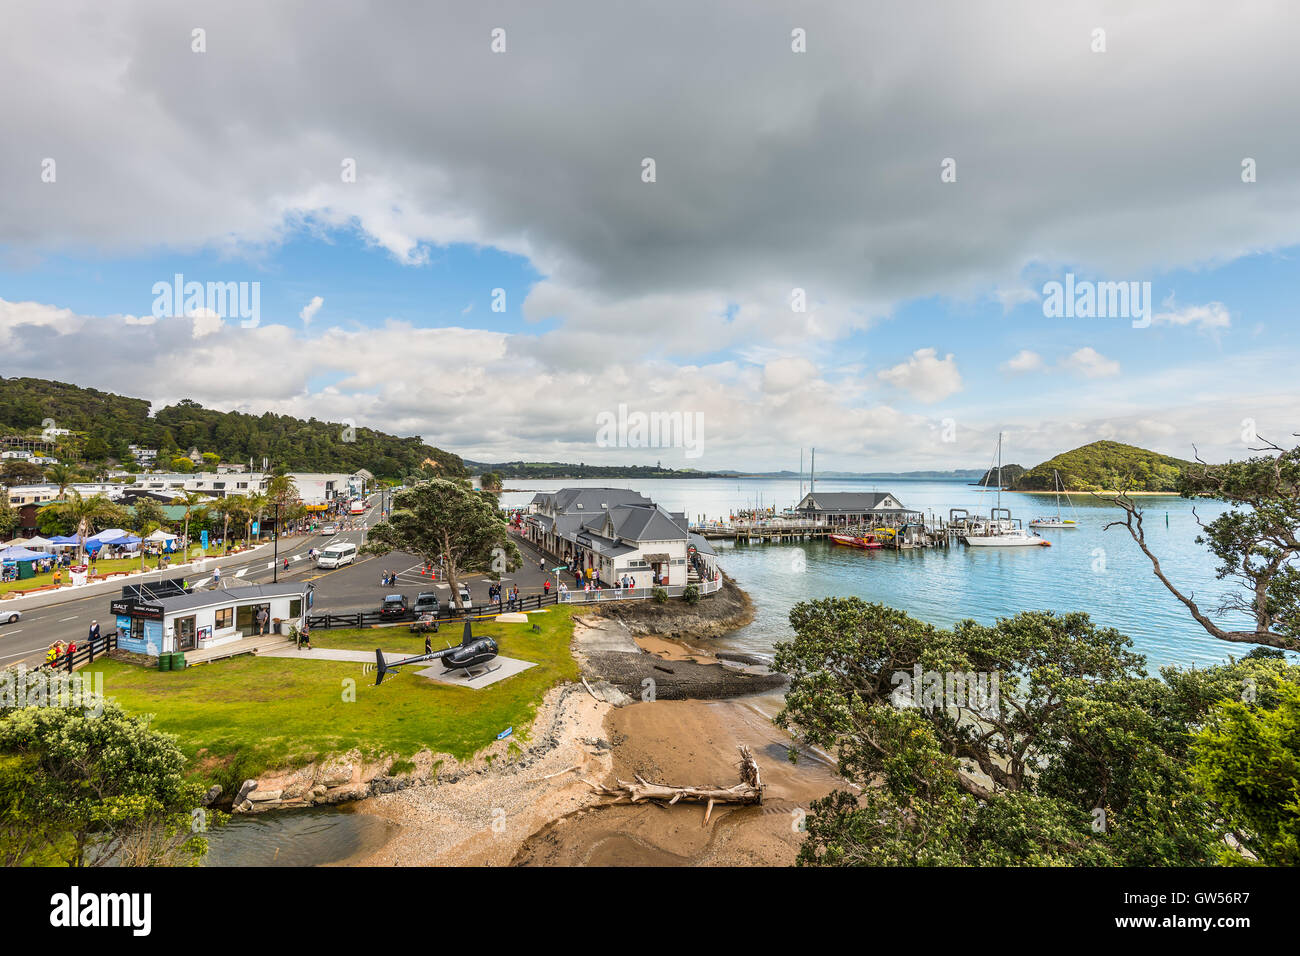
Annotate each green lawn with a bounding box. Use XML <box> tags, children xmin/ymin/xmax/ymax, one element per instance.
<box><xmin>0</xmin><ymin>544</ymin><xmax>248</xmax><ymax>595</ymax></box>
<box><xmin>81</xmin><ymin>606</ymin><xmax>579</xmax><ymax>794</ymax></box>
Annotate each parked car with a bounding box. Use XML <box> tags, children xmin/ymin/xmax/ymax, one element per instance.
<box><xmin>456</xmin><ymin>583</ymin><xmax>472</xmax><ymax>607</ymax></box>
<box><xmin>1</xmin><ymin>609</ymin><xmax>20</xmax><ymax>626</ymax></box>
<box><xmin>380</xmin><ymin>594</ymin><xmax>409</xmax><ymax>620</ymax></box>
<box><xmin>412</xmin><ymin>591</ymin><xmax>439</xmax><ymax>616</ymax></box>
<box><xmin>409</xmin><ymin>612</ymin><xmax>440</xmax><ymax>634</ymax></box>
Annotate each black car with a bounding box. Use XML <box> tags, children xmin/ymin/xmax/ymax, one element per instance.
<box><xmin>412</xmin><ymin>591</ymin><xmax>439</xmax><ymax>616</ymax></box>
<box><xmin>379</xmin><ymin>594</ymin><xmax>409</xmax><ymax>620</ymax></box>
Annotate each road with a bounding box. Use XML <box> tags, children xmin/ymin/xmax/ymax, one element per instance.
<box><xmin>0</xmin><ymin>497</ymin><xmax>560</xmax><ymax>667</ymax></box>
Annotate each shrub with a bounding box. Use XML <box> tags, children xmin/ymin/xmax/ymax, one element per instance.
<box><xmin>683</xmin><ymin>584</ymin><xmax>700</xmax><ymax>604</ymax></box>
<box><xmin>652</xmin><ymin>587</ymin><xmax>668</xmax><ymax>604</ymax></box>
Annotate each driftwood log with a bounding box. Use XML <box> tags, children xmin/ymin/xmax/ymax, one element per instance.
<box><xmin>589</xmin><ymin>745</ymin><xmax>763</xmax><ymax>824</ymax></box>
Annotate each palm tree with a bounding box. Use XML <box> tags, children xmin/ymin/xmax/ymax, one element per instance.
<box><xmin>38</xmin><ymin>491</ymin><xmax>124</xmax><ymax>563</ymax></box>
<box><xmin>209</xmin><ymin>497</ymin><xmax>240</xmax><ymax>550</ymax></box>
<box><xmin>177</xmin><ymin>490</ymin><xmax>207</xmax><ymax>551</ymax></box>
<box><xmin>44</xmin><ymin>463</ymin><xmax>75</xmax><ymax>500</ymax></box>
<box><xmin>245</xmin><ymin>493</ymin><xmax>269</xmax><ymax>541</ymax></box>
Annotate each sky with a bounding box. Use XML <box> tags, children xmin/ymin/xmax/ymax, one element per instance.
<box><xmin>1</xmin><ymin>0</ymin><xmax>1298</xmax><ymax>473</ymax></box>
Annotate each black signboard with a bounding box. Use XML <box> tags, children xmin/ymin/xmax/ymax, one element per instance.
<box><xmin>111</xmin><ymin>599</ymin><xmax>164</xmax><ymax>621</ymax></box>
<box><xmin>133</xmin><ymin>603</ymin><xmax>164</xmax><ymax>622</ymax></box>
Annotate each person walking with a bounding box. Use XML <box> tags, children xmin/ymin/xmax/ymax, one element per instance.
<box><xmin>543</xmin><ymin>579</ymin><xmax>551</xmax><ymax>596</ymax></box>
<box><xmin>87</xmin><ymin>620</ymin><xmax>100</xmax><ymax>646</ymax></box>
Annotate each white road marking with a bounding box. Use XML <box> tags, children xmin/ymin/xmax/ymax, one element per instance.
<box><xmin>58</xmin><ymin>616</ymin><xmax>79</xmax><ymax>622</ymax></box>
<box><xmin>235</xmin><ymin>568</ymin><xmax>248</xmax><ymax>578</ymax></box>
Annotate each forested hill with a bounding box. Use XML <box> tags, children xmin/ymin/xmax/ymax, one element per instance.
<box><xmin>0</xmin><ymin>377</ymin><xmax>466</xmax><ymax>479</ymax></box>
<box><xmin>1015</xmin><ymin>440</ymin><xmax>1193</xmax><ymax>492</ymax></box>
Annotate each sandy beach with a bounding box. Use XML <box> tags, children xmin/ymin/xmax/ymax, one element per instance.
<box><xmin>345</xmin><ymin>598</ymin><xmax>843</xmax><ymax>866</ymax></box>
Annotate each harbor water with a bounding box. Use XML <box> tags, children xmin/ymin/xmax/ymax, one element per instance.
<box><xmin>502</xmin><ymin>476</ymin><xmax>1273</xmax><ymax>673</ymax></box>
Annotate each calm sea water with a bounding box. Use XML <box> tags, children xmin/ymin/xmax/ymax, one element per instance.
<box><xmin>501</xmin><ymin>476</ymin><xmax>1283</xmax><ymax>673</ymax></box>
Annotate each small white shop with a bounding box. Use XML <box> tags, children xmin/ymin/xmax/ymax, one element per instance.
<box><xmin>111</xmin><ymin>582</ymin><xmax>309</xmax><ymax>656</ymax></box>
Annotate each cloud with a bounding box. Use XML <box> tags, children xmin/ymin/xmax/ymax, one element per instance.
<box><xmin>1060</xmin><ymin>347</ymin><xmax>1120</xmax><ymax>379</ymax></box>
<box><xmin>1000</xmin><ymin>349</ymin><xmax>1044</xmax><ymax>374</ymax></box>
<box><xmin>877</xmin><ymin>348</ymin><xmax>963</xmax><ymax>402</ymax></box>
<box><xmin>4</xmin><ymin>1</ymin><xmax>1300</xmax><ymax>318</ymax></box>
<box><xmin>1153</xmin><ymin>300</ymin><xmax>1231</xmax><ymax>330</ymax></box>
<box><xmin>299</xmin><ymin>295</ymin><xmax>324</xmax><ymax>326</ymax></box>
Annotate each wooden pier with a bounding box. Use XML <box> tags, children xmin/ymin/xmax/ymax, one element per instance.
<box><xmin>693</xmin><ymin>517</ymin><xmax>956</xmax><ymax>550</ymax></box>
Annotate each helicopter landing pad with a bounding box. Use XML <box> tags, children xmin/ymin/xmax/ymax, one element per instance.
<box><xmin>414</xmin><ymin>655</ymin><xmax>536</xmax><ymax>689</ymax></box>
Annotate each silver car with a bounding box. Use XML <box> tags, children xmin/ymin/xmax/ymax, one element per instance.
<box><xmin>2</xmin><ymin>609</ymin><xmax>20</xmax><ymax>626</ymax></box>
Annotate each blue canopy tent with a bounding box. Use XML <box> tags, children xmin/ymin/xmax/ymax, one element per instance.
<box><xmin>0</xmin><ymin>546</ymin><xmax>47</xmax><ymax>581</ymax></box>
<box><xmin>49</xmin><ymin>535</ymin><xmax>81</xmax><ymax>546</ymax></box>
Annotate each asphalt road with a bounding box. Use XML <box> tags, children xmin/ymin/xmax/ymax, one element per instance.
<box><xmin>0</xmin><ymin>499</ymin><xmax>561</xmax><ymax>667</ymax></box>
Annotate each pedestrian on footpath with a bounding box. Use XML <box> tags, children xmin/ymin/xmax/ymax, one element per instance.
<box><xmin>87</xmin><ymin>620</ymin><xmax>100</xmax><ymax>645</ymax></box>
<box><xmin>543</xmin><ymin>579</ymin><xmax>551</xmax><ymax>596</ymax></box>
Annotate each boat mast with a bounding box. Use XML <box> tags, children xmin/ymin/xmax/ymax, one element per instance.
<box><xmin>996</xmin><ymin>432</ymin><xmax>1002</xmax><ymax>511</ymax></box>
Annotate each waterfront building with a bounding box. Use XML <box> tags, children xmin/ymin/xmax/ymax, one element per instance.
<box><xmin>794</xmin><ymin>491</ymin><xmax>924</xmax><ymax>528</ymax></box>
<box><xmin>524</xmin><ymin>487</ymin><xmax>716</xmax><ymax>586</ymax></box>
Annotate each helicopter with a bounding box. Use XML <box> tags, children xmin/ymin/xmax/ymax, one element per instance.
<box><xmin>373</xmin><ymin>619</ymin><xmax>500</xmax><ymax>685</ymax></box>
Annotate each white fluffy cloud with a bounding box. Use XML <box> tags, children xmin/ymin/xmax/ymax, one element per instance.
<box><xmin>877</xmin><ymin>348</ymin><xmax>963</xmax><ymax>402</ymax></box>
<box><xmin>1000</xmin><ymin>349</ymin><xmax>1044</xmax><ymax>374</ymax></box>
<box><xmin>299</xmin><ymin>296</ymin><xmax>324</xmax><ymax>326</ymax></box>
<box><xmin>1060</xmin><ymin>347</ymin><xmax>1121</xmax><ymax>379</ymax></box>
<box><xmin>1153</xmin><ymin>300</ymin><xmax>1231</xmax><ymax>330</ymax></box>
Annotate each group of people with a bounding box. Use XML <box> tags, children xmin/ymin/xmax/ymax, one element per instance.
<box><xmin>488</xmin><ymin>581</ymin><xmax>520</xmax><ymax>607</ymax></box>
<box><xmin>43</xmin><ymin>620</ymin><xmax>100</xmax><ymax>669</ymax></box>
<box><xmin>380</xmin><ymin>569</ymin><xmax>398</xmax><ymax>587</ymax></box>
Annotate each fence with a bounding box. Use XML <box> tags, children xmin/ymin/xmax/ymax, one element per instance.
<box><xmin>35</xmin><ymin>631</ymin><xmax>118</xmax><ymax>672</ymax></box>
<box><xmin>306</xmin><ymin>592</ymin><xmax>557</xmax><ymax>630</ymax></box>
<box><xmin>557</xmin><ymin>576</ymin><xmax>722</xmax><ymax>604</ymax></box>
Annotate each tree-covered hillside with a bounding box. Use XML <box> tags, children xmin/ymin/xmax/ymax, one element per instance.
<box><xmin>0</xmin><ymin>377</ymin><xmax>466</xmax><ymax>480</ymax></box>
<box><xmin>1016</xmin><ymin>440</ymin><xmax>1191</xmax><ymax>492</ymax></box>
<box><xmin>974</xmin><ymin>463</ymin><xmax>1026</xmax><ymax>488</ymax></box>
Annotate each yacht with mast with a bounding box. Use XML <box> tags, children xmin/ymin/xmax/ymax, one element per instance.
<box><xmin>1029</xmin><ymin>469</ymin><xmax>1079</xmax><ymax>529</ymax></box>
<box><xmin>964</xmin><ymin>433</ymin><xmax>1051</xmax><ymax>548</ymax></box>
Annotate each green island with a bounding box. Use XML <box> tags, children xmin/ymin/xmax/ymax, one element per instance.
<box><xmin>978</xmin><ymin>440</ymin><xmax>1194</xmax><ymax>493</ymax></box>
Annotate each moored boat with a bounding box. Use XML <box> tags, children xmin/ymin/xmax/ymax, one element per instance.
<box><xmin>829</xmin><ymin>533</ymin><xmax>883</xmax><ymax>549</ymax></box>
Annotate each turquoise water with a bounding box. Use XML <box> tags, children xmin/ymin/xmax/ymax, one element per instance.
<box><xmin>502</xmin><ymin>477</ymin><xmax>1280</xmax><ymax>673</ymax></box>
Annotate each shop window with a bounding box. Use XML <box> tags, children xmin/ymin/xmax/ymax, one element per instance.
<box><xmin>215</xmin><ymin>607</ymin><xmax>234</xmax><ymax>629</ymax></box>
<box><xmin>289</xmin><ymin>598</ymin><xmax>302</xmax><ymax>617</ymax></box>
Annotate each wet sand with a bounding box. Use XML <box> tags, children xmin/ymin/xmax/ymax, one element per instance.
<box><xmin>348</xmin><ymin>594</ymin><xmax>843</xmax><ymax>866</ymax></box>
<box><xmin>512</xmin><ymin>698</ymin><xmax>842</xmax><ymax>866</ymax></box>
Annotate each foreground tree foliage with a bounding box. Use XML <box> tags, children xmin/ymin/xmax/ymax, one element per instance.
<box><xmin>362</xmin><ymin>478</ymin><xmax>520</xmax><ymax>609</ymax></box>
<box><xmin>775</xmin><ymin>598</ymin><xmax>1300</xmax><ymax>866</ymax></box>
<box><xmin>0</xmin><ymin>688</ymin><xmax>211</xmax><ymax>867</ymax></box>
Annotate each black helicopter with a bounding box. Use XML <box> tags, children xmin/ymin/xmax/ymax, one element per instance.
<box><xmin>373</xmin><ymin>619</ymin><xmax>500</xmax><ymax>685</ymax></box>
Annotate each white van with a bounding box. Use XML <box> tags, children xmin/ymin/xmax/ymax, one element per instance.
<box><xmin>316</xmin><ymin>542</ymin><xmax>357</xmax><ymax>569</ymax></box>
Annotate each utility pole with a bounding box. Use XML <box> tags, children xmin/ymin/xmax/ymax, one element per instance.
<box><xmin>272</xmin><ymin>502</ymin><xmax>281</xmax><ymax>583</ymax></box>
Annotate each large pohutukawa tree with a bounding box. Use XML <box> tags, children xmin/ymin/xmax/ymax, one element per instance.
<box><xmin>362</xmin><ymin>478</ymin><xmax>520</xmax><ymax>610</ymax></box>
<box><xmin>774</xmin><ymin>598</ymin><xmax>1253</xmax><ymax>866</ymax></box>
<box><xmin>1107</xmin><ymin>432</ymin><xmax>1300</xmax><ymax>651</ymax></box>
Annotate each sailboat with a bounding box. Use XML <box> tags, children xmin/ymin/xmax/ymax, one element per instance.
<box><xmin>1029</xmin><ymin>470</ymin><xmax>1078</xmax><ymax>529</ymax></box>
<box><xmin>964</xmin><ymin>433</ymin><xmax>1051</xmax><ymax>548</ymax></box>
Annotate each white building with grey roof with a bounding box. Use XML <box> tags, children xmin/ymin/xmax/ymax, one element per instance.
<box><xmin>524</xmin><ymin>487</ymin><xmax>715</xmax><ymax>587</ymax></box>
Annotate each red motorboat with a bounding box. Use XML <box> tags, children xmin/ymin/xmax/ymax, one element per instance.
<box><xmin>829</xmin><ymin>533</ymin><xmax>883</xmax><ymax>550</ymax></box>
